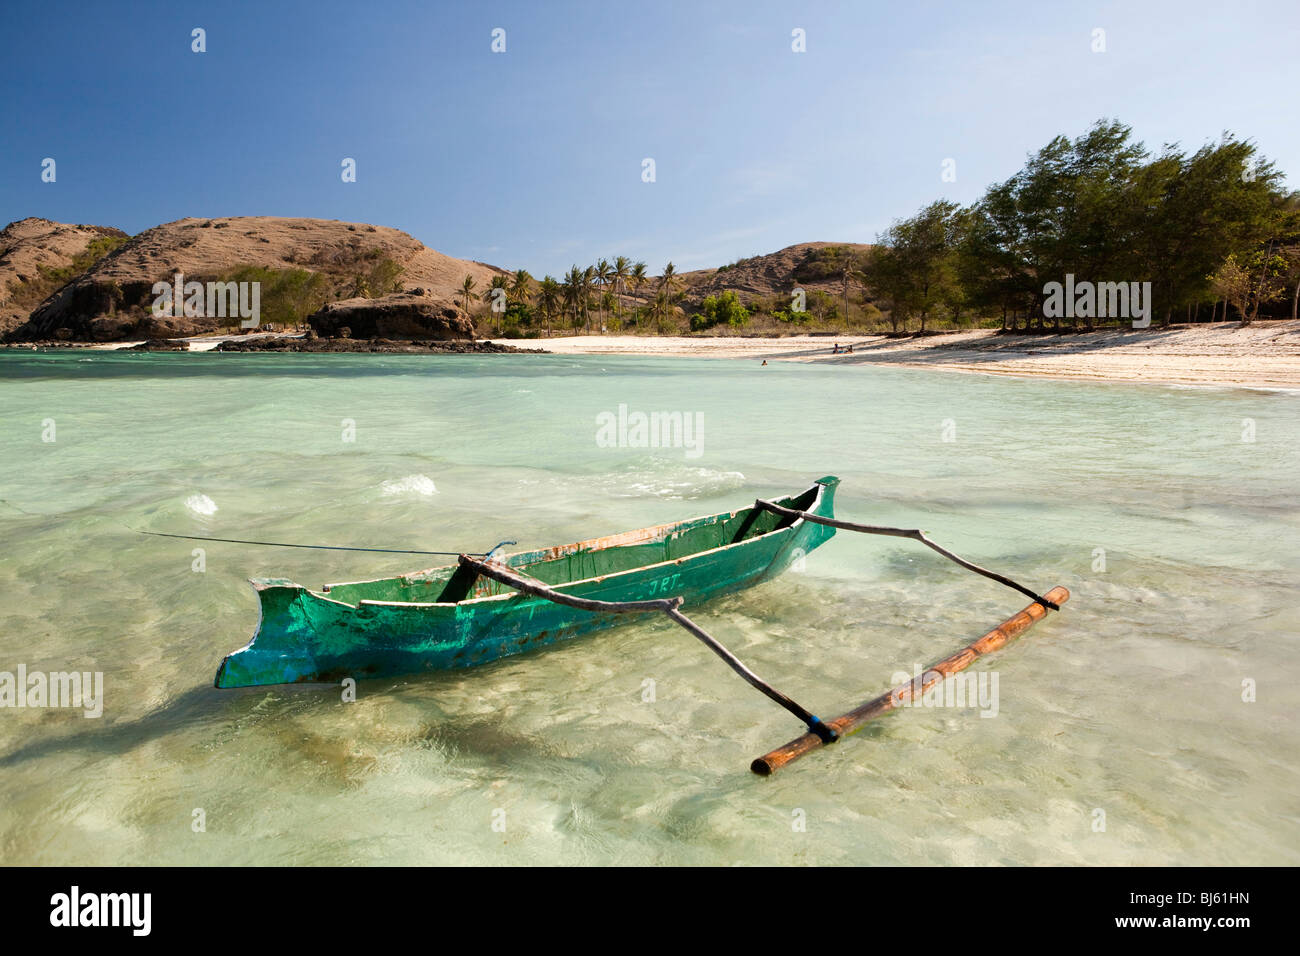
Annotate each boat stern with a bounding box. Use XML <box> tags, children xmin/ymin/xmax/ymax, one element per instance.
<box><xmin>800</xmin><ymin>475</ymin><xmax>839</xmax><ymax>554</ymax></box>
<box><xmin>762</xmin><ymin>476</ymin><xmax>838</xmax><ymax>577</ymax></box>
<box><xmin>812</xmin><ymin>474</ymin><xmax>841</xmax><ymax>509</ymax></box>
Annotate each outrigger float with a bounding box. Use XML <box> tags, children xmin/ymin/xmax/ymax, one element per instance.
<box><xmin>207</xmin><ymin>477</ymin><xmax>1068</xmax><ymax>774</ymax></box>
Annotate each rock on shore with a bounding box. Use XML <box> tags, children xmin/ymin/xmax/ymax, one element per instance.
<box><xmin>305</xmin><ymin>292</ymin><xmax>475</xmax><ymax>340</ymax></box>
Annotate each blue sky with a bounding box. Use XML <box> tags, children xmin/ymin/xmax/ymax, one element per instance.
<box><xmin>2</xmin><ymin>0</ymin><xmax>1297</xmax><ymax>275</ymax></box>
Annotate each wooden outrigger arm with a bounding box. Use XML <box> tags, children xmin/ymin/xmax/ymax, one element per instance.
<box><xmin>457</xmin><ymin>555</ymin><xmax>840</xmax><ymax>743</ymax></box>
<box><xmin>755</xmin><ymin>499</ymin><xmax>1060</xmax><ymax>610</ymax></box>
<box><xmin>461</xmin><ymin>491</ymin><xmax>1067</xmax><ymax>775</ymax></box>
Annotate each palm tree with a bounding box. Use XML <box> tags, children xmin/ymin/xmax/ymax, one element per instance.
<box><xmin>648</xmin><ymin>288</ymin><xmax>671</xmax><ymax>333</ymax></box>
<box><xmin>510</xmin><ymin>269</ymin><xmax>533</xmax><ymax>308</ymax></box>
<box><xmin>537</xmin><ymin>276</ymin><xmax>561</xmax><ymax>337</ymax></box>
<box><xmin>582</xmin><ymin>265</ymin><xmax>596</xmax><ymax>332</ymax></box>
<box><xmin>563</xmin><ymin>266</ymin><xmax>585</xmax><ymax>332</ymax></box>
<box><xmin>629</xmin><ymin>261</ymin><xmax>648</xmax><ymax>329</ymax></box>
<box><xmin>458</xmin><ymin>275</ymin><xmax>478</xmax><ymax>318</ymax></box>
<box><xmin>488</xmin><ymin>274</ymin><xmax>509</xmax><ymax>333</ymax></box>
<box><xmin>601</xmin><ymin>290</ymin><xmax>617</xmax><ymax>329</ymax></box>
<box><xmin>560</xmin><ymin>269</ymin><xmax>574</xmax><ymax>329</ymax></box>
<box><xmin>659</xmin><ymin>261</ymin><xmax>681</xmax><ymax>305</ymax></box>
<box><xmin>595</xmin><ymin>258</ymin><xmax>614</xmax><ymax>332</ymax></box>
<box><xmin>611</xmin><ymin>255</ymin><xmax>631</xmax><ymax>326</ymax></box>
<box><xmin>630</xmin><ymin>262</ymin><xmax>648</xmax><ymax>294</ymax></box>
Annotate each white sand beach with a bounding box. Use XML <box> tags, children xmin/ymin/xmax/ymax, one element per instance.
<box><xmin>494</xmin><ymin>321</ymin><xmax>1300</xmax><ymax>390</ymax></box>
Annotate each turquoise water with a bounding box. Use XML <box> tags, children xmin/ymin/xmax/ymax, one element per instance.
<box><xmin>0</xmin><ymin>350</ymin><xmax>1297</xmax><ymax>865</ymax></box>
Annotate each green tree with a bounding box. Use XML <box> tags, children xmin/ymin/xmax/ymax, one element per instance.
<box><xmin>509</xmin><ymin>269</ymin><xmax>533</xmax><ymax>308</ymax></box>
<box><xmin>863</xmin><ymin>200</ymin><xmax>963</xmax><ymax>332</ymax></box>
<box><xmin>690</xmin><ymin>290</ymin><xmax>749</xmax><ymax>331</ymax></box>
<box><xmin>536</xmin><ymin>275</ymin><xmax>561</xmax><ymax>336</ymax></box>
<box><xmin>648</xmin><ymin>287</ymin><xmax>669</xmax><ymax>332</ymax></box>
<box><xmin>659</xmin><ymin>262</ymin><xmax>681</xmax><ymax>305</ymax></box>
<box><xmin>487</xmin><ymin>274</ymin><xmax>509</xmax><ymax>332</ymax></box>
<box><xmin>594</xmin><ymin>258</ymin><xmax>614</xmax><ymax>331</ymax></box>
<box><xmin>611</xmin><ymin>255</ymin><xmax>632</xmax><ymax>326</ymax></box>
<box><xmin>629</xmin><ymin>261</ymin><xmax>649</xmax><ymax>327</ymax></box>
<box><xmin>581</xmin><ymin>265</ymin><xmax>596</xmax><ymax>331</ymax></box>
<box><xmin>1128</xmin><ymin>136</ymin><xmax>1286</xmax><ymax>325</ymax></box>
<box><xmin>1208</xmin><ymin>255</ymin><xmax>1253</xmax><ymax>321</ymax></box>
<box><xmin>952</xmin><ymin>120</ymin><xmax>1294</xmax><ymax>330</ymax></box>
<box><xmin>458</xmin><ymin>275</ymin><xmax>479</xmax><ymax>318</ymax></box>
<box><xmin>562</xmin><ymin>266</ymin><xmax>588</xmax><ymax>331</ymax></box>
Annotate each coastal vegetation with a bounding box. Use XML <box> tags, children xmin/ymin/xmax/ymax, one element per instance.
<box><xmin>862</xmin><ymin>120</ymin><xmax>1300</xmax><ymax>332</ymax></box>
<box><xmin>690</xmin><ymin>290</ymin><xmax>749</xmax><ymax>331</ymax></box>
<box><xmin>187</xmin><ymin>250</ymin><xmax>406</xmax><ymax>333</ymax></box>
<box><xmin>462</xmin><ymin>258</ymin><xmax>688</xmax><ymax>337</ymax></box>
<box><xmin>452</xmin><ymin>119</ymin><xmax>1298</xmax><ymax>338</ymax></box>
<box><xmin>214</xmin><ymin>266</ymin><xmax>330</xmax><ymax>329</ymax></box>
<box><xmin>7</xmin><ymin>119</ymin><xmax>1297</xmax><ymax>342</ymax></box>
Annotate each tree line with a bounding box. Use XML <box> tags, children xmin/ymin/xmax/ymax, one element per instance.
<box><xmin>456</xmin><ymin>257</ymin><xmax>695</xmax><ymax>336</ymax></box>
<box><xmin>453</xmin><ymin>120</ymin><xmax>1299</xmax><ymax>337</ymax></box>
<box><xmin>860</xmin><ymin>119</ymin><xmax>1300</xmax><ymax>331</ymax></box>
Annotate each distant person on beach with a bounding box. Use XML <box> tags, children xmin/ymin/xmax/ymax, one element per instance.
<box><xmin>832</xmin><ymin>343</ymin><xmax>840</xmax><ymax>354</ymax></box>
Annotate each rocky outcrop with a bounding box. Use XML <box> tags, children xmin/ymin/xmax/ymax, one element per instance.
<box><xmin>0</xmin><ymin>218</ymin><xmax>128</xmax><ymax>335</ymax></box>
<box><xmin>213</xmin><ymin>336</ymin><xmax>537</xmax><ymax>354</ymax></box>
<box><xmin>8</xmin><ymin>216</ymin><xmax>505</xmax><ymax>341</ymax></box>
<box><xmin>305</xmin><ymin>292</ymin><xmax>475</xmax><ymax>340</ymax></box>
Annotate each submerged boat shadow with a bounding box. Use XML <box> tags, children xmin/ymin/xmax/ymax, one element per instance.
<box><xmin>0</xmin><ymin>683</ymin><xmax>227</xmax><ymax>768</ymax></box>
<box><xmin>0</xmin><ymin>667</ymin><xmax>576</xmax><ymax>772</ymax></box>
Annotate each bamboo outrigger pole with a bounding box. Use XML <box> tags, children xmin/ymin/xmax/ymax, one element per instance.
<box><xmin>457</xmin><ymin>554</ymin><xmax>839</xmax><ymax>743</ymax></box>
<box><xmin>751</xmin><ymin>585</ymin><xmax>1069</xmax><ymax>775</ymax></box>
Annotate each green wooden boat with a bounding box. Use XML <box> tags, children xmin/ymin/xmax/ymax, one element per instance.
<box><xmin>214</xmin><ymin>476</ymin><xmax>841</xmax><ymax>688</ymax></box>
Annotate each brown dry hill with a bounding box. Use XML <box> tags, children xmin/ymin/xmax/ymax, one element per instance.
<box><xmin>0</xmin><ymin>218</ymin><xmax>129</xmax><ymax>335</ymax></box>
<box><xmin>11</xmin><ymin>216</ymin><xmax>506</xmax><ymax>341</ymax></box>
<box><xmin>675</xmin><ymin>241</ymin><xmax>873</xmax><ymax>305</ymax></box>
<box><xmin>606</xmin><ymin>241</ymin><xmax>875</xmax><ymax>328</ymax></box>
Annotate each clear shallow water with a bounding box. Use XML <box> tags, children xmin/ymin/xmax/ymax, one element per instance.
<box><xmin>0</xmin><ymin>350</ymin><xmax>1296</xmax><ymax>865</ymax></box>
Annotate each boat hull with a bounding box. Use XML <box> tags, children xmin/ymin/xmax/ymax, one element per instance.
<box><xmin>215</xmin><ymin>477</ymin><xmax>839</xmax><ymax>688</ymax></box>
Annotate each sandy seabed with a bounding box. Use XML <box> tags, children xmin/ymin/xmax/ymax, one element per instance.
<box><xmin>492</xmin><ymin>321</ymin><xmax>1300</xmax><ymax>390</ymax></box>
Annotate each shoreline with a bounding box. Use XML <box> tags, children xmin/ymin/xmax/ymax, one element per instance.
<box><xmin>5</xmin><ymin>322</ymin><xmax>1298</xmax><ymax>390</ymax></box>
<box><xmin>486</xmin><ymin>322</ymin><xmax>1300</xmax><ymax>391</ymax></box>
